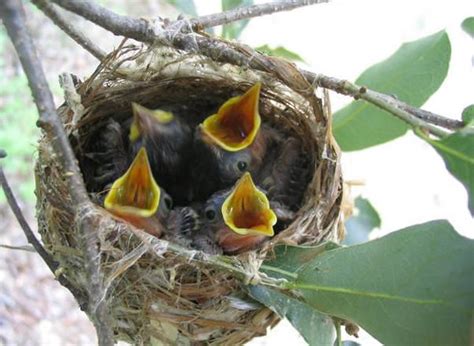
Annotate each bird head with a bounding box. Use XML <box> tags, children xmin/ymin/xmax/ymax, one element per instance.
<box><xmin>199</xmin><ymin>82</ymin><xmax>262</xmax><ymax>152</ymax></box>
<box><xmin>221</xmin><ymin>172</ymin><xmax>276</xmax><ymax>237</ymax></box>
<box><xmin>201</xmin><ymin>172</ymin><xmax>276</xmax><ymax>254</ymax></box>
<box><xmin>129</xmin><ymin>102</ymin><xmax>176</xmax><ymax>142</ymax></box>
<box><xmin>104</xmin><ymin>147</ymin><xmax>171</xmax><ymax>220</ymax></box>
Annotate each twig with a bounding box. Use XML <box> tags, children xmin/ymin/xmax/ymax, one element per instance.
<box><xmin>0</xmin><ymin>244</ymin><xmax>36</xmax><ymax>252</ymax></box>
<box><xmin>48</xmin><ymin>0</ymin><xmax>463</xmax><ymax>134</ymax></box>
<box><xmin>0</xmin><ymin>152</ymin><xmax>88</xmax><ymax>310</ymax></box>
<box><xmin>51</xmin><ymin>0</ymin><xmax>152</xmax><ymax>42</ymax></box>
<box><xmin>0</xmin><ymin>1</ymin><xmax>113</xmax><ymax>344</ymax></box>
<box><xmin>188</xmin><ymin>0</ymin><xmax>329</xmax><ymax>30</ymax></box>
<box><xmin>31</xmin><ymin>0</ymin><xmax>106</xmax><ymax>60</ymax></box>
<box><xmin>303</xmin><ymin>72</ymin><xmax>452</xmax><ymax>137</ymax></box>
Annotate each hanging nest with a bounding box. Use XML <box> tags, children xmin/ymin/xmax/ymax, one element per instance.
<box><xmin>35</xmin><ymin>36</ymin><xmax>343</xmax><ymax>345</ymax></box>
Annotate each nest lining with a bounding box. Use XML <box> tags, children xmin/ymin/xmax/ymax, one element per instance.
<box><xmin>35</xmin><ymin>42</ymin><xmax>343</xmax><ymax>345</ymax></box>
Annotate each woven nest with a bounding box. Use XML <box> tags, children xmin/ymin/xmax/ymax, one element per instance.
<box><xmin>35</xmin><ymin>38</ymin><xmax>343</xmax><ymax>345</ymax></box>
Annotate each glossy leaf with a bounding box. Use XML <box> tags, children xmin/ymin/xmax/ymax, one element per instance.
<box><xmin>264</xmin><ymin>220</ymin><xmax>474</xmax><ymax>345</ymax></box>
<box><xmin>343</xmin><ymin>196</ymin><xmax>381</xmax><ymax>245</ymax></box>
<box><xmin>462</xmin><ymin>104</ymin><xmax>474</xmax><ymax>125</ymax></box>
<box><xmin>255</xmin><ymin>44</ymin><xmax>305</xmax><ymax>62</ymax></box>
<box><xmin>164</xmin><ymin>0</ymin><xmax>198</xmax><ymax>16</ymax></box>
<box><xmin>222</xmin><ymin>0</ymin><xmax>253</xmax><ymax>39</ymax></box>
<box><xmin>421</xmin><ymin>129</ymin><xmax>474</xmax><ymax>214</ymax></box>
<box><xmin>248</xmin><ymin>285</ymin><xmax>335</xmax><ymax>345</ymax></box>
<box><xmin>462</xmin><ymin>17</ymin><xmax>474</xmax><ymax>38</ymax></box>
<box><xmin>333</xmin><ymin>31</ymin><xmax>451</xmax><ymax>151</ymax></box>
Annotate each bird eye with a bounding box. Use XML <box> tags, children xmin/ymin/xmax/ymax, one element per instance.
<box><xmin>205</xmin><ymin>209</ymin><xmax>216</xmax><ymax>221</ymax></box>
<box><xmin>163</xmin><ymin>196</ymin><xmax>173</xmax><ymax>210</ymax></box>
<box><xmin>237</xmin><ymin>161</ymin><xmax>248</xmax><ymax>172</ymax></box>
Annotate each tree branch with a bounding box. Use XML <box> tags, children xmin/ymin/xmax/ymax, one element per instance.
<box><xmin>48</xmin><ymin>0</ymin><xmax>463</xmax><ymax>135</ymax></box>
<box><xmin>51</xmin><ymin>0</ymin><xmax>153</xmax><ymax>42</ymax></box>
<box><xmin>188</xmin><ymin>0</ymin><xmax>329</xmax><ymax>30</ymax></box>
<box><xmin>0</xmin><ymin>1</ymin><xmax>113</xmax><ymax>344</ymax></box>
<box><xmin>0</xmin><ymin>150</ymin><xmax>88</xmax><ymax>310</ymax></box>
<box><xmin>31</xmin><ymin>0</ymin><xmax>106</xmax><ymax>60</ymax></box>
<box><xmin>303</xmin><ymin>72</ymin><xmax>454</xmax><ymax>136</ymax></box>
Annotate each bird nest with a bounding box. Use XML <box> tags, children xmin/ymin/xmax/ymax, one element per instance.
<box><xmin>35</xmin><ymin>39</ymin><xmax>343</xmax><ymax>345</ymax></box>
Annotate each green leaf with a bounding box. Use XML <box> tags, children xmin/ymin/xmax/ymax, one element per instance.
<box><xmin>255</xmin><ymin>44</ymin><xmax>305</xmax><ymax>62</ymax></box>
<box><xmin>462</xmin><ymin>104</ymin><xmax>474</xmax><ymax>125</ymax></box>
<box><xmin>420</xmin><ymin>128</ymin><xmax>474</xmax><ymax>214</ymax></box>
<box><xmin>271</xmin><ymin>220</ymin><xmax>474</xmax><ymax>345</ymax></box>
<box><xmin>248</xmin><ymin>285</ymin><xmax>335</xmax><ymax>345</ymax></box>
<box><xmin>164</xmin><ymin>0</ymin><xmax>198</xmax><ymax>16</ymax></box>
<box><xmin>333</xmin><ymin>30</ymin><xmax>451</xmax><ymax>151</ymax></box>
<box><xmin>221</xmin><ymin>0</ymin><xmax>253</xmax><ymax>40</ymax></box>
<box><xmin>343</xmin><ymin>197</ymin><xmax>381</xmax><ymax>245</ymax></box>
<box><xmin>261</xmin><ymin>242</ymin><xmax>340</xmax><ymax>280</ymax></box>
<box><xmin>461</xmin><ymin>17</ymin><xmax>474</xmax><ymax>38</ymax></box>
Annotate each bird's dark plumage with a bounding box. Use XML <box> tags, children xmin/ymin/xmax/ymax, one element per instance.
<box><xmin>129</xmin><ymin>103</ymin><xmax>193</xmax><ymax>204</ymax></box>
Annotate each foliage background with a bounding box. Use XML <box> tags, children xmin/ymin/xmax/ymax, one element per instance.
<box><xmin>0</xmin><ymin>0</ymin><xmax>472</xmax><ymax>344</ymax></box>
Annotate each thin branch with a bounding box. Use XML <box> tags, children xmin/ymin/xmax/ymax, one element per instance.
<box><xmin>0</xmin><ymin>0</ymin><xmax>89</xmax><ymax>205</ymax></box>
<box><xmin>398</xmin><ymin>103</ymin><xmax>463</xmax><ymax>130</ymax></box>
<box><xmin>51</xmin><ymin>0</ymin><xmax>152</xmax><ymax>42</ymax></box>
<box><xmin>0</xmin><ymin>152</ymin><xmax>88</xmax><ymax>310</ymax></box>
<box><xmin>0</xmin><ymin>1</ymin><xmax>113</xmax><ymax>344</ymax></box>
<box><xmin>0</xmin><ymin>244</ymin><xmax>36</xmax><ymax>252</ymax></box>
<box><xmin>48</xmin><ymin>0</ymin><xmax>462</xmax><ymax>135</ymax></box>
<box><xmin>303</xmin><ymin>72</ymin><xmax>453</xmax><ymax>137</ymax></box>
<box><xmin>31</xmin><ymin>0</ymin><xmax>106</xmax><ymax>60</ymax></box>
<box><xmin>188</xmin><ymin>0</ymin><xmax>329</xmax><ymax>30</ymax></box>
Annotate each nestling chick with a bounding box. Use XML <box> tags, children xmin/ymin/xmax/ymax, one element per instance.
<box><xmin>197</xmin><ymin>172</ymin><xmax>277</xmax><ymax>255</ymax></box>
<box><xmin>129</xmin><ymin>103</ymin><xmax>192</xmax><ymax>203</ymax></box>
<box><xmin>87</xmin><ymin>119</ymin><xmax>130</xmax><ymax>188</ymax></box>
<box><xmin>256</xmin><ymin>136</ymin><xmax>310</xmax><ymax>211</ymax></box>
<box><xmin>104</xmin><ymin>147</ymin><xmax>173</xmax><ymax>237</ymax></box>
<box><xmin>194</xmin><ymin>83</ymin><xmax>279</xmax><ymax>195</ymax></box>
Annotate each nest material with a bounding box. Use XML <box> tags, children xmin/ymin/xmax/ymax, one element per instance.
<box><xmin>35</xmin><ymin>39</ymin><xmax>343</xmax><ymax>345</ymax></box>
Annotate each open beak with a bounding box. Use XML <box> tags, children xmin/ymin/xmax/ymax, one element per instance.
<box><xmin>104</xmin><ymin>147</ymin><xmax>161</xmax><ymax>218</ymax></box>
<box><xmin>200</xmin><ymin>82</ymin><xmax>261</xmax><ymax>152</ymax></box>
<box><xmin>221</xmin><ymin>172</ymin><xmax>276</xmax><ymax>236</ymax></box>
<box><xmin>129</xmin><ymin>102</ymin><xmax>174</xmax><ymax>142</ymax></box>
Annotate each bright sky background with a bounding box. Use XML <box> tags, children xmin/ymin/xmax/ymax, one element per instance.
<box><xmin>194</xmin><ymin>0</ymin><xmax>473</xmax><ymax>344</ymax></box>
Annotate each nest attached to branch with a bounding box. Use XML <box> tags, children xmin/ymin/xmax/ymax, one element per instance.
<box><xmin>35</xmin><ymin>37</ymin><xmax>343</xmax><ymax>345</ymax></box>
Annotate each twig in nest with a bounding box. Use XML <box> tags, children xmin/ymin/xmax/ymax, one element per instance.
<box><xmin>0</xmin><ymin>1</ymin><xmax>113</xmax><ymax>344</ymax></box>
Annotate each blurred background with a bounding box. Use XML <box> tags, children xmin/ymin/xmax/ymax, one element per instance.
<box><xmin>0</xmin><ymin>0</ymin><xmax>472</xmax><ymax>344</ymax></box>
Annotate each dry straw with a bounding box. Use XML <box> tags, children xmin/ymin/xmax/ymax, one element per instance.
<box><xmin>35</xmin><ymin>37</ymin><xmax>343</xmax><ymax>344</ymax></box>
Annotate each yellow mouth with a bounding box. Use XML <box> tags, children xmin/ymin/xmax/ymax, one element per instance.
<box><xmin>104</xmin><ymin>147</ymin><xmax>161</xmax><ymax>218</ymax></box>
<box><xmin>129</xmin><ymin>102</ymin><xmax>174</xmax><ymax>142</ymax></box>
<box><xmin>200</xmin><ymin>82</ymin><xmax>262</xmax><ymax>152</ymax></box>
<box><xmin>221</xmin><ymin>172</ymin><xmax>276</xmax><ymax>236</ymax></box>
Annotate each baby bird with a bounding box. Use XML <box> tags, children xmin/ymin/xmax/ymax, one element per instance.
<box><xmin>129</xmin><ymin>103</ymin><xmax>192</xmax><ymax>203</ymax></box>
<box><xmin>87</xmin><ymin>119</ymin><xmax>130</xmax><ymax>188</ymax></box>
<box><xmin>104</xmin><ymin>147</ymin><xmax>173</xmax><ymax>237</ymax></box>
<box><xmin>196</xmin><ymin>172</ymin><xmax>277</xmax><ymax>255</ymax></box>
<box><xmin>256</xmin><ymin>136</ymin><xmax>310</xmax><ymax>211</ymax></box>
<box><xmin>194</xmin><ymin>83</ymin><xmax>279</xmax><ymax>194</ymax></box>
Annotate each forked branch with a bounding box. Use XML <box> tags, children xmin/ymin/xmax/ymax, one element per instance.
<box><xmin>47</xmin><ymin>0</ymin><xmax>464</xmax><ymax>135</ymax></box>
<box><xmin>0</xmin><ymin>1</ymin><xmax>113</xmax><ymax>344</ymax></box>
